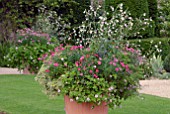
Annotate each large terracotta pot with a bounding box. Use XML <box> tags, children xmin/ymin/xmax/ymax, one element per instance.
<box><xmin>64</xmin><ymin>95</ymin><xmax>108</xmax><ymax>114</ymax></box>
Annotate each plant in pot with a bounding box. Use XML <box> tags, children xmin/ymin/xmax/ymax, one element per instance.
<box><xmin>5</xmin><ymin>28</ymin><xmax>59</xmax><ymax>74</ymax></box>
<box><xmin>36</xmin><ymin>4</ymin><xmax>148</xmax><ymax>114</ymax></box>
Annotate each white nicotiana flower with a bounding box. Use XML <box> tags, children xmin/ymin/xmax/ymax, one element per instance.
<box><xmin>155</xmin><ymin>45</ymin><xmax>158</xmax><ymax>48</ymax></box>
<box><xmin>30</xmin><ymin>56</ymin><xmax>33</xmax><ymax>60</ymax></box>
<box><xmin>87</xmin><ymin>98</ymin><xmax>90</xmax><ymax>101</ymax></box>
<box><xmin>159</xmin><ymin>41</ymin><xmax>161</xmax><ymax>45</ymax></box>
<box><xmin>58</xmin><ymin>89</ymin><xmax>61</xmax><ymax>93</ymax></box>
<box><xmin>76</xmin><ymin>97</ymin><xmax>79</xmax><ymax>100</ymax></box>
<box><xmin>16</xmin><ymin>47</ymin><xmax>18</xmax><ymax>50</ymax></box>
<box><xmin>61</xmin><ymin>58</ymin><xmax>64</xmax><ymax>61</ymax></box>
<box><xmin>93</xmin><ymin>65</ymin><xmax>96</xmax><ymax>68</ymax></box>
<box><xmin>95</xmin><ymin>94</ymin><xmax>98</xmax><ymax>98</ymax></box>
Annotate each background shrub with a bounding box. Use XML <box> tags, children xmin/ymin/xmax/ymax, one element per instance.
<box><xmin>147</xmin><ymin>0</ymin><xmax>158</xmax><ymax>36</ymax></box>
<box><xmin>0</xmin><ymin>41</ymin><xmax>13</xmax><ymax>67</ymax></box>
<box><xmin>129</xmin><ymin>38</ymin><xmax>170</xmax><ymax>60</ymax></box>
<box><xmin>163</xmin><ymin>53</ymin><xmax>170</xmax><ymax>72</ymax></box>
<box><xmin>109</xmin><ymin>0</ymin><xmax>149</xmax><ymax>18</ymax></box>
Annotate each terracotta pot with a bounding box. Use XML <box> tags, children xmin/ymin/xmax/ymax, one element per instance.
<box><xmin>64</xmin><ymin>95</ymin><xmax>108</xmax><ymax>114</ymax></box>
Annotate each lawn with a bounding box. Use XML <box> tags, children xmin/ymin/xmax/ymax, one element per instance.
<box><xmin>0</xmin><ymin>75</ymin><xmax>170</xmax><ymax>114</ymax></box>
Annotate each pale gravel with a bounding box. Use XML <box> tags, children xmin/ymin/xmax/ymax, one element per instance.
<box><xmin>0</xmin><ymin>68</ymin><xmax>170</xmax><ymax>98</ymax></box>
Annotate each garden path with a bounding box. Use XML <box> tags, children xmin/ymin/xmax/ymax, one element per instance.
<box><xmin>0</xmin><ymin>68</ymin><xmax>170</xmax><ymax>99</ymax></box>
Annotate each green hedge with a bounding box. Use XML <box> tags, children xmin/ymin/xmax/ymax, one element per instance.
<box><xmin>129</xmin><ymin>38</ymin><xmax>170</xmax><ymax>60</ymax></box>
<box><xmin>107</xmin><ymin>0</ymin><xmax>149</xmax><ymax>18</ymax></box>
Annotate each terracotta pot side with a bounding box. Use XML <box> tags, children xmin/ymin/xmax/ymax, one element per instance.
<box><xmin>64</xmin><ymin>95</ymin><xmax>108</xmax><ymax>114</ymax></box>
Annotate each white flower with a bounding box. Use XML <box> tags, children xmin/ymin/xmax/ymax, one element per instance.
<box><xmin>61</xmin><ymin>58</ymin><xmax>64</xmax><ymax>61</ymax></box>
<box><xmin>159</xmin><ymin>41</ymin><xmax>161</xmax><ymax>45</ymax></box>
<box><xmin>16</xmin><ymin>47</ymin><xmax>18</xmax><ymax>50</ymax></box>
<box><xmin>93</xmin><ymin>65</ymin><xmax>96</xmax><ymax>68</ymax></box>
<box><xmin>150</xmin><ymin>40</ymin><xmax>153</xmax><ymax>44</ymax></box>
<box><xmin>95</xmin><ymin>94</ymin><xmax>98</xmax><ymax>98</ymax></box>
<box><xmin>87</xmin><ymin>97</ymin><xmax>90</xmax><ymax>101</ymax></box>
<box><xmin>70</xmin><ymin>99</ymin><xmax>73</xmax><ymax>102</ymax></box>
<box><xmin>76</xmin><ymin>97</ymin><xmax>79</xmax><ymax>100</ymax></box>
<box><xmin>155</xmin><ymin>45</ymin><xmax>158</xmax><ymax>48</ymax></box>
<box><xmin>58</xmin><ymin>89</ymin><xmax>61</xmax><ymax>93</ymax></box>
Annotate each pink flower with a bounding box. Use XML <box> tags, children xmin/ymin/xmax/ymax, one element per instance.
<box><xmin>55</xmin><ymin>47</ymin><xmax>59</xmax><ymax>52</ymax></box>
<box><xmin>83</xmin><ymin>66</ymin><xmax>86</xmax><ymax>70</ymax></box>
<box><xmin>51</xmin><ymin>51</ymin><xmax>55</xmax><ymax>57</ymax></box>
<box><xmin>75</xmin><ymin>61</ymin><xmax>79</xmax><ymax>67</ymax></box>
<box><xmin>89</xmin><ymin>70</ymin><xmax>93</xmax><ymax>74</ymax></box>
<box><xmin>109</xmin><ymin>61</ymin><xmax>113</xmax><ymax>65</ymax></box>
<box><xmin>80</xmin><ymin>73</ymin><xmax>83</xmax><ymax>76</ymax></box>
<box><xmin>113</xmin><ymin>62</ymin><xmax>116</xmax><ymax>66</ymax></box>
<box><xmin>18</xmin><ymin>40</ymin><xmax>22</xmax><ymax>43</ymax></box>
<box><xmin>45</xmin><ymin>69</ymin><xmax>50</xmax><ymax>73</ymax></box>
<box><xmin>115</xmin><ymin>68</ymin><xmax>119</xmax><ymax>72</ymax></box>
<box><xmin>98</xmin><ymin>61</ymin><xmax>102</xmax><ymax>65</ymax></box>
<box><xmin>96</xmin><ymin>69</ymin><xmax>99</xmax><ymax>73</ymax></box>
<box><xmin>114</xmin><ymin>58</ymin><xmax>118</xmax><ymax>63</ymax></box>
<box><xmin>54</xmin><ymin>63</ymin><xmax>59</xmax><ymax>67</ymax></box>
<box><xmin>93</xmin><ymin>74</ymin><xmax>98</xmax><ymax>78</ymax></box>
<box><xmin>80</xmin><ymin>56</ymin><xmax>85</xmax><ymax>61</ymax></box>
<box><xmin>94</xmin><ymin>54</ymin><xmax>99</xmax><ymax>57</ymax></box>
<box><xmin>120</xmin><ymin>62</ymin><xmax>125</xmax><ymax>67</ymax></box>
<box><xmin>38</xmin><ymin>58</ymin><xmax>42</xmax><ymax>61</ymax></box>
<box><xmin>78</xmin><ymin>68</ymin><xmax>81</xmax><ymax>71</ymax></box>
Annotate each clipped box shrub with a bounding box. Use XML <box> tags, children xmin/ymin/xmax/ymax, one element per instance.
<box><xmin>129</xmin><ymin>38</ymin><xmax>170</xmax><ymax>60</ymax></box>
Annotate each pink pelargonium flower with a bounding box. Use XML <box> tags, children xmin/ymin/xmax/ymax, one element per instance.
<box><xmin>114</xmin><ymin>58</ymin><xmax>118</xmax><ymax>63</ymax></box>
<box><xmin>78</xmin><ymin>68</ymin><xmax>81</xmax><ymax>71</ymax></box>
<box><xmin>113</xmin><ymin>62</ymin><xmax>116</xmax><ymax>66</ymax></box>
<box><xmin>51</xmin><ymin>51</ymin><xmax>55</xmax><ymax>57</ymax></box>
<box><xmin>80</xmin><ymin>56</ymin><xmax>85</xmax><ymax>61</ymax></box>
<box><xmin>98</xmin><ymin>61</ymin><xmax>102</xmax><ymax>65</ymax></box>
<box><xmin>75</xmin><ymin>61</ymin><xmax>79</xmax><ymax>67</ymax></box>
<box><xmin>54</xmin><ymin>63</ymin><xmax>59</xmax><ymax>67</ymax></box>
<box><xmin>45</xmin><ymin>69</ymin><xmax>50</xmax><ymax>73</ymax></box>
<box><xmin>80</xmin><ymin>73</ymin><xmax>83</xmax><ymax>76</ymax></box>
<box><xmin>38</xmin><ymin>58</ymin><xmax>42</xmax><ymax>61</ymax></box>
<box><xmin>93</xmin><ymin>74</ymin><xmax>98</xmax><ymax>78</ymax></box>
<box><xmin>109</xmin><ymin>61</ymin><xmax>113</xmax><ymax>65</ymax></box>
<box><xmin>115</xmin><ymin>68</ymin><xmax>120</xmax><ymax>72</ymax></box>
<box><xmin>96</xmin><ymin>69</ymin><xmax>99</xmax><ymax>73</ymax></box>
<box><xmin>89</xmin><ymin>70</ymin><xmax>93</xmax><ymax>74</ymax></box>
<box><xmin>120</xmin><ymin>62</ymin><xmax>125</xmax><ymax>67</ymax></box>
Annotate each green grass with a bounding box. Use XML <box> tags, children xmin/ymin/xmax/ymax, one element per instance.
<box><xmin>0</xmin><ymin>75</ymin><xmax>170</xmax><ymax>114</ymax></box>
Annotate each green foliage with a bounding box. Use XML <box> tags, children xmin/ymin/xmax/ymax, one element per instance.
<box><xmin>163</xmin><ymin>53</ymin><xmax>170</xmax><ymax>73</ymax></box>
<box><xmin>130</xmin><ymin>38</ymin><xmax>170</xmax><ymax>60</ymax></box>
<box><xmin>36</xmin><ymin>5</ymin><xmax>144</xmax><ymax>108</ymax></box>
<box><xmin>157</xmin><ymin>0</ymin><xmax>170</xmax><ymax>37</ymax></box>
<box><xmin>109</xmin><ymin>0</ymin><xmax>149</xmax><ymax>18</ymax></box>
<box><xmin>149</xmin><ymin>54</ymin><xmax>170</xmax><ymax>79</ymax></box>
<box><xmin>147</xmin><ymin>0</ymin><xmax>158</xmax><ymax>36</ymax></box>
<box><xmin>5</xmin><ymin>29</ymin><xmax>59</xmax><ymax>73</ymax></box>
<box><xmin>147</xmin><ymin>0</ymin><xmax>158</xmax><ymax>20</ymax></box>
<box><xmin>0</xmin><ymin>42</ymin><xmax>13</xmax><ymax>67</ymax></box>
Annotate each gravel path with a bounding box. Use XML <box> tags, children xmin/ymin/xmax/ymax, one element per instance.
<box><xmin>0</xmin><ymin>67</ymin><xmax>22</xmax><ymax>74</ymax></box>
<box><xmin>0</xmin><ymin>68</ymin><xmax>170</xmax><ymax>99</ymax></box>
<box><xmin>139</xmin><ymin>79</ymin><xmax>170</xmax><ymax>98</ymax></box>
